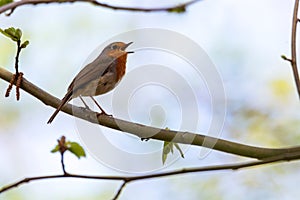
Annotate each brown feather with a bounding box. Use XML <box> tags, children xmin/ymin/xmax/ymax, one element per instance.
<box><xmin>47</xmin><ymin>90</ymin><xmax>72</xmax><ymax>123</ymax></box>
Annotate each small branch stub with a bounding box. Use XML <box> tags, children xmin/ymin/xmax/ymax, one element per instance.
<box><xmin>281</xmin><ymin>54</ymin><xmax>292</xmax><ymax>63</ymax></box>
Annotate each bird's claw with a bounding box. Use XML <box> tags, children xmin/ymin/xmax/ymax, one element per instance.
<box><xmin>141</xmin><ymin>137</ymin><xmax>150</xmax><ymax>141</ymax></box>
<box><xmin>97</xmin><ymin>112</ymin><xmax>113</xmax><ymax>117</ymax></box>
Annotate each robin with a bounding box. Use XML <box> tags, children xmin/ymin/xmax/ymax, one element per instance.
<box><xmin>47</xmin><ymin>41</ymin><xmax>133</xmax><ymax>124</ymax></box>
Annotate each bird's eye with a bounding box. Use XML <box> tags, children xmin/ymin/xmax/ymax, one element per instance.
<box><xmin>111</xmin><ymin>44</ymin><xmax>118</xmax><ymax>50</ymax></box>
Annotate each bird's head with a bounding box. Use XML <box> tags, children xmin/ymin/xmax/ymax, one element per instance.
<box><xmin>103</xmin><ymin>42</ymin><xmax>134</xmax><ymax>58</ymax></box>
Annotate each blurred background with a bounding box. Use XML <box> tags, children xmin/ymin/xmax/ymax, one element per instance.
<box><xmin>1</xmin><ymin>0</ymin><xmax>300</xmax><ymax>199</ymax></box>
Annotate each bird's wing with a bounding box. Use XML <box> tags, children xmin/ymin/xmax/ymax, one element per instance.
<box><xmin>68</xmin><ymin>55</ymin><xmax>116</xmax><ymax>92</ymax></box>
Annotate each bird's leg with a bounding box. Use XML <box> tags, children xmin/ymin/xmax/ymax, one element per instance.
<box><xmin>79</xmin><ymin>96</ymin><xmax>91</xmax><ymax>110</ymax></box>
<box><xmin>89</xmin><ymin>96</ymin><xmax>112</xmax><ymax>116</ymax></box>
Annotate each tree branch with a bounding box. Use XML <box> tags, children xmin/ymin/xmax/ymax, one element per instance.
<box><xmin>0</xmin><ymin>0</ymin><xmax>201</xmax><ymax>15</ymax></box>
<box><xmin>283</xmin><ymin>0</ymin><xmax>300</xmax><ymax>98</ymax></box>
<box><xmin>1</xmin><ymin>150</ymin><xmax>300</xmax><ymax>197</ymax></box>
<box><xmin>1</xmin><ymin>67</ymin><xmax>300</xmax><ymax>160</ymax></box>
<box><xmin>291</xmin><ymin>0</ymin><xmax>300</xmax><ymax>98</ymax></box>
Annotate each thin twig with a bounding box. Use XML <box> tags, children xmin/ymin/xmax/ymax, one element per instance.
<box><xmin>15</xmin><ymin>40</ymin><xmax>21</xmax><ymax>74</ymax></box>
<box><xmin>291</xmin><ymin>0</ymin><xmax>300</xmax><ymax>98</ymax></box>
<box><xmin>1</xmin><ymin>67</ymin><xmax>300</xmax><ymax>160</ymax></box>
<box><xmin>112</xmin><ymin>181</ymin><xmax>128</xmax><ymax>200</ymax></box>
<box><xmin>0</xmin><ymin>0</ymin><xmax>202</xmax><ymax>15</ymax></box>
<box><xmin>1</xmin><ymin>150</ymin><xmax>300</xmax><ymax>197</ymax></box>
<box><xmin>56</xmin><ymin>136</ymin><xmax>68</xmax><ymax>174</ymax></box>
<box><xmin>61</xmin><ymin>153</ymin><xmax>67</xmax><ymax>175</ymax></box>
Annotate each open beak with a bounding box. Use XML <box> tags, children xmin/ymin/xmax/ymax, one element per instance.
<box><xmin>123</xmin><ymin>42</ymin><xmax>134</xmax><ymax>54</ymax></box>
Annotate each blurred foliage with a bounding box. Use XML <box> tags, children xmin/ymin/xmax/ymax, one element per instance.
<box><xmin>0</xmin><ymin>104</ymin><xmax>20</xmax><ymax>128</ymax></box>
<box><xmin>0</xmin><ymin>39</ymin><xmax>15</xmax><ymax>66</ymax></box>
<box><xmin>2</xmin><ymin>192</ymin><xmax>23</xmax><ymax>200</ymax></box>
<box><xmin>269</xmin><ymin>79</ymin><xmax>293</xmax><ymax>100</ymax></box>
<box><xmin>231</xmin><ymin>110</ymin><xmax>294</xmax><ymax>145</ymax></box>
<box><xmin>226</xmin><ymin>74</ymin><xmax>300</xmax><ymax>147</ymax></box>
<box><xmin>173</xmin><ymin>176</ymin><xmax>221</xmax><ymax>200</ymax></box>
<box><xmin>196</xmin><ymin>178</ymin><xmax>221</xmax><ymax>200</ymax></box>
<box><xmin>63</xmin><ymin>190</ymin><xmax>114</xmax><ymax>200</ymax></box>
<box><xmin>229</xmin><ymin>103</ymin><xmax>300</xmax><ymax>147</ymax></box>
<box><xmin>0</xmin><ymin>0</ymin><xmax>12</xmax><ymax>7</ymax></box>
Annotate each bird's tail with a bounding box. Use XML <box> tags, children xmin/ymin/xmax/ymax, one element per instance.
<box><xmin>47</xmin><ymin>91</ymin><xmax>72</xmax><ymax>124</ymax></box>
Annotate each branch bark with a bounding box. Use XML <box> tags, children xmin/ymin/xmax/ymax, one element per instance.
<box><xmin>1</xmin><ymin>67</ymin><xmax>300</xmax><ymax>160</ymax></box>
<box><xmin>291</xmin><ymin>0</ymin><xmax>300</xmax><ymax>98</ymax></box>
<box><xmin>0</xmin><ymin>0</ymin><xmax>201</xmax><ymax>15</ymax></box>
<box><xmin>2</xmin><ymin>150</ymin><xmax>300</xmax><ymax>196</ymax></box>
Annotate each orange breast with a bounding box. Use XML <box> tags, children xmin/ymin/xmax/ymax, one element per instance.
<box><xmin>115</xmin><ymin>54</ymin><xmax>128</xmax><ymax>83</ymax></box>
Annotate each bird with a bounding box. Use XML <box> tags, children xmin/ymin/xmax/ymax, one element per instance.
<box><xmin>47</xmin><ymin>41</ymin><xmax>133</xmax><ymax>124</ymax></box>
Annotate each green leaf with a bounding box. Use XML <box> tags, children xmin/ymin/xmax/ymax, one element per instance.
<box><xmin>67</xmin><ymin>142</ymin><xmax>86</xmax><ymax>159</ymax></box>
<box><xmin>168</xmin><ymin>5</ymin><xmax>186</xmax><ymax>13</ymax></box>
<box><xmin>4</xmin><ymin>28</ymin><xmax>17</xmax><ymax>39</ymax></box>
<box><xmin>20</xmin><ymin>40</ymin><xmax>29</xmax><ymax>49</ymax></box>
<box><xmin>162</xmin><ymin>141</ymin><xmax>172</xmax><ymax>164</ymax></box>
<box><xmin>0</xmin><ymin>27</ymin><xmax>19</xmax><ymax>42</ymax></box>
<box><xmin>281</xmin><ymin>55</ymin><xmax>287</xmax><ymax>60</ymax></box>
<box><xmin>51</xmin><ymin>144</ymin><xmax>60</xmax><ymax>153</ymax></box>
<box><xmin>0</xmin><ymin>28</ymin><xmax>12</xmax><ymax>38</ymax></box>
<box><xmin>174</xmin><ymin>143</ymin><xmax>184</xmax><ymax>158</ymax></box>
<box><xmin>163</xmin><ymin>141</ymin><xmax>171</xmax><ymax>154</ymax></box>
<box><xmin>15</xmin><ymin>28</ymin><xmax>22</xmax><ymax>40</ymax></box>
<box><xmin>162</xmin><ymin>153</ymin><xmax>168</xmax><ymax>165</ymax></box>
<box><xmin>162</xmin><ymin>141</ymin><xmax>185</xmax><ymax>164</ymax></box>
<box><xmin>162</xmin><ymin>127</ymin><xmax>184</xmax><ymax>164</ymax></box>
<box><xmin>0</xmin><ymin>0</ymin><xmax>13</xmax><ymax>7</ymax></box>
<box><xmin>170</xmin><ymin>142</ymin><xmax>174</xmax><ymax>154</ymax></box>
